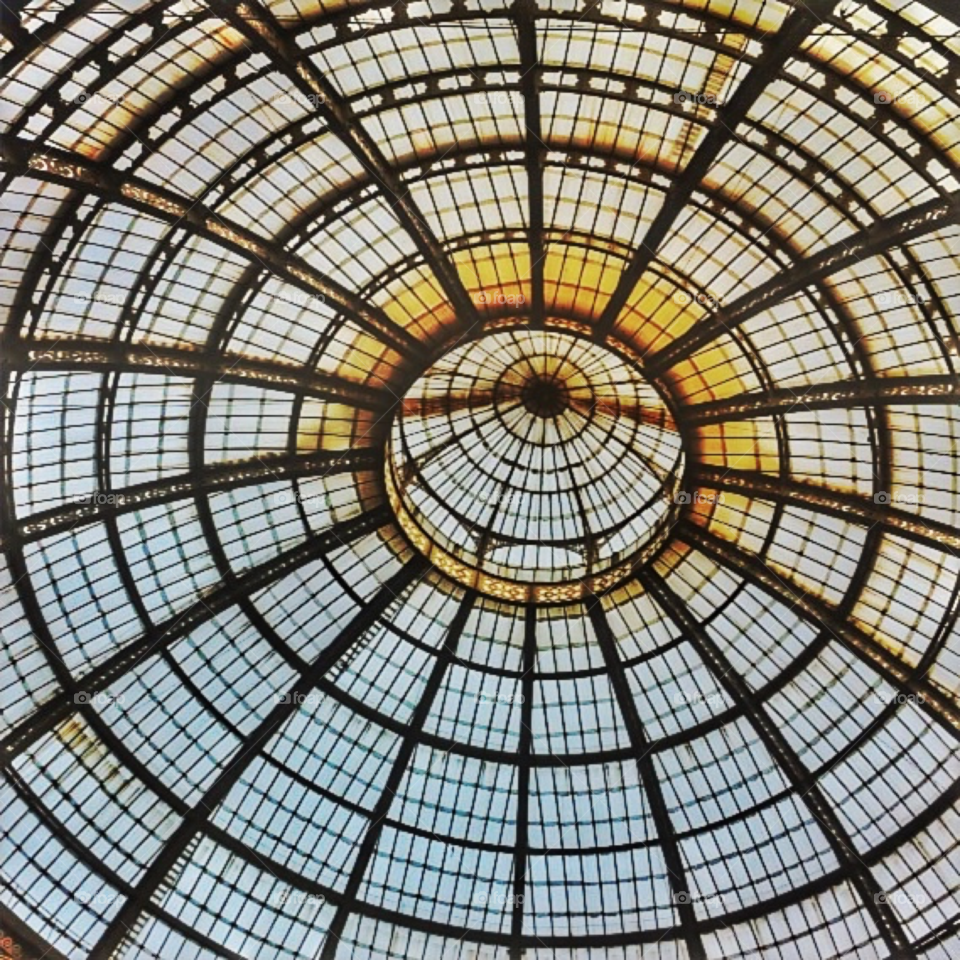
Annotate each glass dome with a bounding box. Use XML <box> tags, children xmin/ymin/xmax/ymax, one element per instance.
<box><xmin>386</xmin><ymin>328</ymin><xmax>684</xmax><ymax>600</ymax></box>
<box><xmin>1</xmin><ymin>1</ymin><xmax>959</xmax><ymax>959</ymax></box>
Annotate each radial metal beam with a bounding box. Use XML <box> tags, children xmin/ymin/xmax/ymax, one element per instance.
<box><xmin>87</xmin><ymin>553</ymin><xmax>428</xmax><ymax>960</ymax></box>
<box><xmin>646</xmin><ymin>193</ymin><xmax>960</xmax><ymax>375</ymax></box>
<box><xmin>0</xmin><ymin>0</ymin><xmax>798</xmax><ymax>375</ymax></box>
<box><xmin>640</xmin><ymin>568</ymin><xmax>916</xmax><ymax>958</ymax></box>
<box><xmin>0</xmin><ymin>506</ymin><xmax>392</xmax><ymax>760</ymax></box>
<box><xmin>0</xmin><ymin>346</ymin><xmax>382</xmax><ymax>957</ymax></box>
<box><xmin>2</xmin><ymin>717</ymin><xmax>248</xmax><ymax>960</ymax></box>
<box><xmin>678</xmin><ymin>520</ymin><xmax>960</xmax><ymax>741</ymax></box>
<box><xmin>593</xmin><ymin>0</ymin><xmax>838</xmax><ymax>339</ymax></box>
<box><xmin>0</xmin><ymin>135</ymin><xmax>421</xmax><ymax>359</ymax></box>
<box><xmin>208</xmin><ymin>0</ymin><xmax>482</xmax><ymax>332</ymax></box>
<box><xmin>515</xmin><ymin>0</ymin><xmax>545</xmax><ymax>329</ymax></box>
<box><xmin>683</xmin><ymin>374</ymin><xmax>960</xmax><ymax>424</ymax></box>
<box><xmin>587</xmin><ymin>601</ymin><xmax>707</xmax><ymax>960</ymax></box>
<box><xmin>508</xmin><ymin>605</ymin><xmax>537</xmax><ymax>958</ymax></box>
<box><xmin>2</xmin><ymin>337</ymin><xmax>390</xmax><ymax>410</ymax></box>
<box><xmin>1</xmin><ymin>448</ymin><xmax>380</xmax><ymax>549</ymax></box>
<box><xmin>0</xmin><ymin>10</ymin><xmax>29</xmax><ymax>47</ymax></box>
<box><xmin>920</xmin><ymin>0</ymin><xmax>960</xmax><ymax>26</ymax></box>
<box><xmin>320</xmin><ymin>590</ymin><xmax>477</xmax><ymax>959</ymax></box>
<box><xmin>691</xmin><ymin>464</ymin><xmax>960</xmax><ymax>554</ymax></box>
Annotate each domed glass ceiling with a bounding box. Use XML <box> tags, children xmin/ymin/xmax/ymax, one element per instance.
<box><xmin>1</xmin><ymin>0</ymin><xmax>960</xmax><ymax>958</ymax></box>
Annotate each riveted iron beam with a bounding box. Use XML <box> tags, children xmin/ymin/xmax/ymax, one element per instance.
<box><xmin>2</xmin><ymin>448</ymin><xmax>380</xmax><ymax>549</ymax></box>
<box><xmin>679</xmin><ymin>521</ymin><xmax>960</xmax><ymax>742</ymax></box>
<box><xmin>641</xmin><ymin>568</ymin><xmax>916</xmax><ymax>959</ymax></box>
<box><xmin>684</xmin><ymin>374</ymin><xmax>960</xmax><ymax>424</ymax></box>
<box><xmin>2</xmin><ymin>336</ymin><xmax>389</xmax><ymax>408</ymax></box>
<box><xmin>647</xmin><ymin>194</ymin><xmax>960</xmax><ymax>376</ymax></box>
<box><xmin>691</xmin><ymin>464</ymin><xmax>960</xmax><ymax>553</ymax></box>
<box><xmin>594</xmin><ymin>0</ymin><xmax>839</xmax><ymax>339</ymax></box>
<box><xmin>587</xmin><ymin>600</ymin><xmax>707</xmax><ymax>960</ymax></box>
<box><xmin>0</xmin><ymin>135</ymin><xmax>420</xmax><ymax>359</ymax></box>
<box><xmin>320</xmin><ymin>590</ymin><xmax>477</xmax><ymax>958</ymax></box>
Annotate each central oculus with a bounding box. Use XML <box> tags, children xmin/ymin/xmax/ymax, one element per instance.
<box><xmin>386</xmin><ymin>329</ymin><xmax>685</xmax><ymax>602</ymax></box>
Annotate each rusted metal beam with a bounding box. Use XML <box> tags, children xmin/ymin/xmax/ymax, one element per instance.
<box><xmin>594</xmin><ymin>0</ymin><xmax>839</xmax><ymax>339</ymax></box>
<box><xmin>679</xmin><ymin>520</ymin><xmax>960</xmax><ymax>742</ymax></box>
<box><xmin>1</xmin><ymin>448</ymin><xmax>380</xmax><ymax>548</ymax></box>
<box><xmin>691</xmin><ymin>464</ymin><xmax>960</xmax><ymax>553</ymax></box>
<box><xmin>208</xmin><ymin>0</ymin><xmax>483</xmax><ymax>332</ymax></box>
<box><xmin>684</xmin><ymin>374</ymin><xmax>960</xmax><ymax>424</ymax></box>
<box><xmin>2</xmin><ymin>337</ymin><xmax>390</xmax><ymax>409</ymax></box>
<box><xmin>647</xmin><ymin>193</ymin><xmax>960</xmax><ymax>375</ymax></box>
<box><xmin>0</xmin><ymin>135</ymin><xmax>421</xmax><ymax>359</ymax></box>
